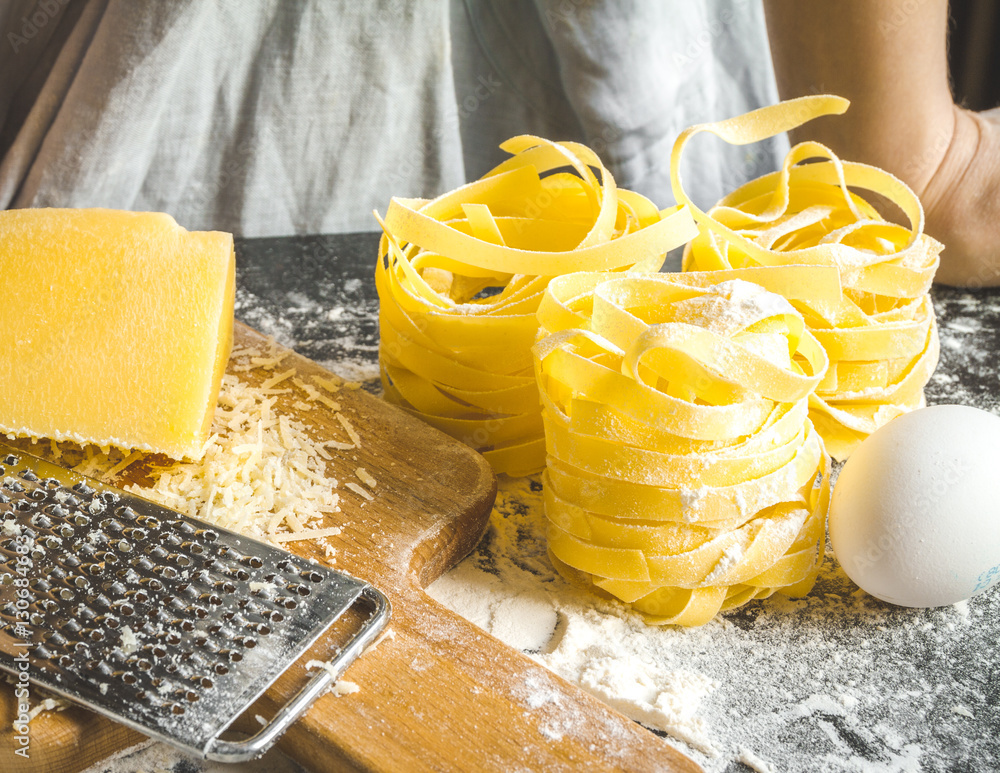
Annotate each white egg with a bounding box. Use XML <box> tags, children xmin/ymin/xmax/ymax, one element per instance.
<box><xmin>829</xmin><ymin>404</ymin><xmax>1000</xmax><ymax>608</ymax></box>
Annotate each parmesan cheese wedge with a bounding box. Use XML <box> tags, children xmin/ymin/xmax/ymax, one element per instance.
<box><xmin>0</xmin><ymin>208</ymin><xmax>234</xmax><ymax>460</ymax></box>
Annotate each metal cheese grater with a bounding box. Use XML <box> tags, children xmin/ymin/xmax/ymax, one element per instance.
<box><xmin>0</xmin><ymin>441</ymin><xmax>390</xmax><ymax>762</ymax></box>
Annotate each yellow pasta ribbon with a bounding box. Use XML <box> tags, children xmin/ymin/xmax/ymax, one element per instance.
<box><xmin>533</xmin><ymin>268</ymin><xmax>835</xmax><ymax>625</ymax></box>
<box><xmin>672</xmin><ymin>95</ymin><xmax>942</xmax><ymax>460</ymax></box>
<box><xmin>375</xmin><ymin>136</ymin><xmax>697</xmax><ymax>475</ymax></box>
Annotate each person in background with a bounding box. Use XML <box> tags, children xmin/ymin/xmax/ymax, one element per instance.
<box><xmin>0</xmin><ymin>1</ymin><xmax>781</xmax><ymax>239</ymax></box>
<box><xmin>765</xmin><ymin>0</ymin><xmax>999</xmax><ymax>287</ymax></box>
<box><xmin>0</xmin><ymin>1</ymin><xmax>995</xmax><ymax>286</ymax></box>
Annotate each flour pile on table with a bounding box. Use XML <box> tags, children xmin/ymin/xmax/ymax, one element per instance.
<box><xmin>428</xmin><ymin>475</ymin><xmax>996</xmax><ymax>773</ymax></box>
<box><xmin>78</xmin><ymin>738</ymin><xmax>304</xmax><ymax>773</ymax></box>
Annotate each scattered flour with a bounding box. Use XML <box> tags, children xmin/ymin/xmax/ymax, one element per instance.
<box><xmin>489</xmin><ymin>592</ymin><xmax>559</xmax><ymax>653</ymax></box>
<box><xmin>679</xmin><ymin>484</ymin><xmax>709</xmax><ymax>523</ymax></box>
<box><xmin>428</xmin><ymin>475</ymin><xmax>1000</xmax><ymax>773</ymax></box>
<box><xmin>77</xmin><ymin>739</ymin><xmax>302</xmax><ymax>773</ymax></box>
<box><xmin>318</xmin><ymin>358</ymin><xmax>381</xmax><ymax>384</ymax></box>
<box><xmin>702</xmin><ymin>543</ymin><xmax>745</xmax><ymax>586</ymax></box>
<box><xmin>234</xmin><ymin>285</ymin><xmax>381</xmax><ymax>387</ymax></box>
<box><xmin>69</xmin><ymin>262</ymin><xmax>1000</xmax><ymax>773</ymax></box>
<box><xmin>738</xmin><ymin>747</ymin><xmax>776</xmax><ymax>773</ymax></box>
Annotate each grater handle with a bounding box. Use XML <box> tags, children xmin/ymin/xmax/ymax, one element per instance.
<box><xmin>203</xmin><ymin>585</ymin><xmax>392</xmax><ymax>763</ymax></box>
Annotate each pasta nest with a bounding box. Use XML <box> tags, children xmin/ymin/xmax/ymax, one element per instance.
<box><xmin>375</xmin><ymin>136</ymin><xmax>695</xmax><ymax>475</ymax></box>
<box><xmin>534</xmin><ymin>268</ymin><xmax>832</xmax><ymax>626</ymax></box>
<box><xmin>674</xmin><ymin>96</ymin><xmax>942</xmax><ymax>460</ymax></box>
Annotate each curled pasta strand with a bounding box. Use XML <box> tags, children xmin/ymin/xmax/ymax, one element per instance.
<box><xmin>671</xmin><ymin>95</ymin><xmax>942</xmax><ymax>460</ymax></box>
<box><xmin>375</xmin><ymin>136</ymin><xmax>697</xmax><ymax>475</ymax></box>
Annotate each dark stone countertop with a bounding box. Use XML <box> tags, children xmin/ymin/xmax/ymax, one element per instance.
<box><xmin>234</xmin><ymin>233</ymin><xmax>383</xmax><ymax>381</ymax></box>
<box><xmin>232</xmin><ymin>232</ymin><xmax>1000</xmax><ymax>420</ymax></box>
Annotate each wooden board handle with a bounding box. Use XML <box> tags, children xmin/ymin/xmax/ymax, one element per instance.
<box><xmin>256</xmin><ymin>581</ymin><xmax>704</xmax><ymax>773</ymax></box>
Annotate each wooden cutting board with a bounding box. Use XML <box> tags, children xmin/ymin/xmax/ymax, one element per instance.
<box><xmin>0</xmin><ymin>322</ymin><xmax>701</xmax><ymax>773</ymax></box>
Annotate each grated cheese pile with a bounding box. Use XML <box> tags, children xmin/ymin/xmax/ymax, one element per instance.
<box><xmin>126</xmin><ymin>371</ymin><xmax>350</xmax><ymax>543</ymax></box>
<box><xmin>5</xmin><ymin>338</ymin><xmax>375</xmax><ymax>548</ymax></box>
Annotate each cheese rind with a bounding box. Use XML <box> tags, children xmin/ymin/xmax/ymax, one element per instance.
<box><xmin>0</xmin><ymin>208</ymin><xmax>235</xmax><ymax>460</ymax></box>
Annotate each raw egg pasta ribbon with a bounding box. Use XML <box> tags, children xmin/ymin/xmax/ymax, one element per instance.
<box><xmin>375</xmin><ymin>135</ymin><xmax>697</xmax><ymax>476</ymax></box>
<box><xmin>670</xmin><ymin>95</ymin><xmax>942</xmax><ymax>460</ymax></box>
<box><xmin>533</xmin><ymin>269</ymin><xmax>832</xmax><ymax>626</ymax></box>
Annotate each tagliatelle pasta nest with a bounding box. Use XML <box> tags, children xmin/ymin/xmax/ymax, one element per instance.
<box><xmin>673</xmin><ymin>95</ymin><xmax>942</xmax><ymax>460</ymax></box>
<box><xmin>533</xmin><ymin>266</ymin><xmax>837</xmax><ymax>626</ymax></box>
<box><xmin>375</xmin><ymin>136</ymin><xmax>696</xmax><ymax>476</ymax></box>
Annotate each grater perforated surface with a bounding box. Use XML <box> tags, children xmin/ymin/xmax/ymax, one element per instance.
<box><xmin>0</xmin><ymin>443</ymin><xmax>386</xmax><ymax>759</ymax></box>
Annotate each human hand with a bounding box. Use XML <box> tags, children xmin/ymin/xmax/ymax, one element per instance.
<box><xmin>921</xmin><ymin>106</ymin><xmax>1000</xmax><ymax>287</ymax></box>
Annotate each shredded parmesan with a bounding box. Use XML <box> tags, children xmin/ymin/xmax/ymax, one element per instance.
<box><xmin>363</xmin><ymin>627</ymin><xmax>395</xmax><ymax>656</ymax></box>
<box><xmin>261</xmin><ymin>368</ymin><xmax>296</xmax><ymax>390</ymax></box>
<box><xmin>292</xmin><ymin>376</ymin><xmax>322</xmax><ymax>401</ymax></box>
<box><xmin>269</xmin><ymin>525</ymin><xmax>343</xmax><ymax>543</ymax></box>
<box><xmin>306</xmin><ymin>659</ymin><xmax>339</xmax><ymax>676</ymax></box>
<box><xmin>345</xmin><ymin>482</ymin><xmax>374</xmax><ymax>501</ymax></box>
<box><xmin>320</xmin><ymin>538</ymin><xmax>338</xmax><ymax>562</ymax></box>
<box><xmin>305</xmin><ymin>660</ymin><xmax>361</xmax><ymax>697</ymax></box>
<box><xmin>250</xmin><ymin>352</ymin><xmax>290</xmax><ymax>370</ymax></box>
<box><xmin>317</xmin><ymin>394</ymin><xmax>341</xmax><ymax>412</ymax></box>
<box><xmin>330</xmin><ymin>680</ymin><xmax>360</xmax><ymax>697</ymax></box>
<box><xmin>101</xmin><ymin>450</ymin><xmax>143</xmax><ymax>481</ymax></box>
<box><xmin>336</xmin><ymin>413</ymin><xmax>362</xmax><ymax>448</ymax></box>
<box><xmin>123</xmin><ymin>374</ymin><xmax>342</xmax><ymax>541</ymax></box>
<box><xmin>5</xmin><ymin>351</ymin><xmax>377</xmax><ymax>558</ymax></box>
<box><xmin>25</xmin><ymin>698</ymin><xmax>65</xmax><ymax>723</ymax></box>
<box><xmin>120</xmin><ymin>625</ymin><xmax>138</xmax><ymax>654</ymax></box>
<box><xmin>312</xmin><ymin>375</ymin><xmax>342</xmax><ymax>393</ymax></box>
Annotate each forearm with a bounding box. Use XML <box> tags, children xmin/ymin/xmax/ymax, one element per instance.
<box><xmin>764</xmin><ymin>0</ymin><xmax>955</xmax><ymax>193</ymax></box>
